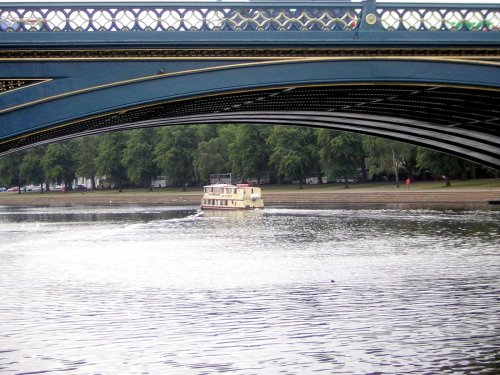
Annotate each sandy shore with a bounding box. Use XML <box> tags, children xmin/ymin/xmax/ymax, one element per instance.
<box><xmin>1</xmin><ymin>187</ymin><xmax>499</xmax><ymax>209</ymax></box>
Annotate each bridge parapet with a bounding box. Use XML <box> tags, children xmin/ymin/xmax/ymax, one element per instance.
<box><xmin>0</xmin><ymin>1</ymin><xmax>498</xmax><ymax>34</ymax></box>
<box><xmin>376</xmin><ymin>3</ymin><xmax>499</xmax><ymax>32</ymax></box>
<box><xmin>1</xmin><ymin>2</ymin><xmax>362</xmax><ymax>33</ymax></box>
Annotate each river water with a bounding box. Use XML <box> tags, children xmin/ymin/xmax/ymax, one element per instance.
<box><xmin>0</xmin><ymin>205</ymin><xmax>499</xmax><ymax>374</ymax></box>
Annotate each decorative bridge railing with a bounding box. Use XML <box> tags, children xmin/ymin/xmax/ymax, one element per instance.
<box><xmin>0</xmin><ymin>1</ymin><xmax>498</xmax><ymax>33</ymax></box>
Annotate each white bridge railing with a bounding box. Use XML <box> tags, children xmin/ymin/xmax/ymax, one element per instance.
<box><xmin>0</xmin><ymin>1</ymin><xmax>498</xmax><ymax>33</ymax></box>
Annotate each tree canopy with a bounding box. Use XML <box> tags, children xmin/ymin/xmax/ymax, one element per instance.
<box><xmin>0</xmin><ymin>124</ymin><xmax>495</xmax><ymax>191</ymax></box>
<box><xmin>95</xmin><ymin>132</ymin><xmax>129</xmax><ymax>192</ymax></box>
<box><xmin>318</xmin><ymin>130</ymin><xmax>365</xmax><ymax>187</ymax></box>
<box><xmin>123</xmin><ymin>129</ymin><xmax>159</xmax><ymax>191</ymax></box>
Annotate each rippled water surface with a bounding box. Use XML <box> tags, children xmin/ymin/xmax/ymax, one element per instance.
<box><xmin>0</xmin><ymin>205</ymin><xmax>499</xmax><ymax>374</ymax></box>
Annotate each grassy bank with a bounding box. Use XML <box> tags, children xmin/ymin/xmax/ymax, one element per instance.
<box><xmin>262</xmin><ymin>178</ymin><xmax>500</xmax><ymax>192</ymax></box>
<box><xmin>0</xmin><ymin>179</ymin><xmax>499</xmax><ymax>207</ymax></box>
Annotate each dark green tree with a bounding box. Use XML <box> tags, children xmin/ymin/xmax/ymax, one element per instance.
<box><xmin>19</xmin><ymin>148</ymin><xmax>45</xmax><ymax>192</ymax></box>
<box><xmin>196</xmin><ymin>124</ymin><xmax>221</xmax><ymax>143</ymax></box>
<box><xmin>363</xmin><ymin>137</ymin><xmax>417</xmax><ymax>187</ymax></box>
<box><xmin>154</xmin><ymin>126</ymin><xmax>199</xmax><ymax>190</ymax></box>
<box><xmin>223</xmin><ymin>125</ymin><xmax>270</xmax><ymax>185</ymax></box>
<box><xmin>318</xmin><ymin>130</ymin><xmax>365</xmax><ymax>188</ymax></box>
<box><xmin>75</xmin><ymin>136</ymin><xmax>99</xmax><ymax>191</ymax></box>
<box><xmin>0</xmin><ymin>152</ymin><xmax>24</xmax><ymax>193</ymax></box>
<box><xmin>123</xmin><ymin>129</ymin><xmax>159</xmax><ymax>191</ymax></box>
<box><xmin>95</xmin><ymin>132</ymin><xmax>129</xmax><ymax>192</ymax></box>
<box><xmin>194</xmin><ymin>137</ymin><xmax>230</xmax><ymax>184</ymax></box>
<box><xmin>416</xmin><ymin>148</ymin><xmax>469</xmax><ymax>187</ymax></box>
<box><xmin>41</xmin><ymin>142</ymin><xmax>76</xmax><ymax>190</ymax></box>
<box><xmin>267</xmin><ymin>126</ymin><xmax>317</xmax><ymax>189</ymax></box>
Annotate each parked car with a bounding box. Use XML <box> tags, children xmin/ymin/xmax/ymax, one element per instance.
<box><xmin>25</xmin><ymin>185</ymin><xmax>43</xmax><ymax>192</ymax></box>
<box><xmin>7</xmin><ymin>186</ymin><xmax>20</xmax><ymax>192</ymax></box>
<box><xmin>0</xmin><ymin>187</ymin><xmax>6</xmax><ymax>192</ymax></box>
<box><xmin>75</xmin><ymin>184</ymin><xmax>88</xmax><ymax>191</ymax></box>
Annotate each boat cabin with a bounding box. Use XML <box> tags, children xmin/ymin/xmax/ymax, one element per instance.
<box><xmin>201</xmin><ymin>183</ymin><xmax>264</xmax><ymax>210</ymax></box>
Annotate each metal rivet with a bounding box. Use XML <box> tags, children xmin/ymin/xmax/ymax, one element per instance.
<box><xmin>365</xmin><ymin>13</ymin><xmax>378</xmax><ymax>26</ymax></box>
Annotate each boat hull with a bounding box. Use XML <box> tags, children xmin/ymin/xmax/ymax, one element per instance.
<box><xmin>201</xmin><ymin>205</ymin><xmax>260</xmax><ymax>210</ymax></box>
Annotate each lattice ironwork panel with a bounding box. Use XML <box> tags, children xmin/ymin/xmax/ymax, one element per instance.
<box><xmin>1</xmin><ymin>3</ymin><xmax>499</xmax><ymax>33</ymax></box>
<box><xmin>0</xmin><ymin>79</ymin><xmax>46</xmax><ymax>93</ymax></box>
<box><xmin>378</xmin><ymin>7</ymin><xmax>500</xmax><ymax>31</ymax></box>
<box><xmin>0</xmin><ymin>6</ymin><xmax>361</xmax><ymax>32</ymax></box>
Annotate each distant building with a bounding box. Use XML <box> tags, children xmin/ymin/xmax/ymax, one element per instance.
<box><xmin>152</xmin><ymin>176</ymin><xmax>167</xmax><ymax>188</ymax></box>
<box><xmin>306</xmin><ymin>176</ymin><xmax>328</xmax><ymax>184</ymax></box>
<box><xmin>209</xmin><ymin>173</ymin><xmax>236</xmax><ymax>185</ymax></box>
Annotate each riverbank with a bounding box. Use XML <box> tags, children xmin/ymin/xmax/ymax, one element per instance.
<box><xmin>1</xmin><ymin>180</ymin><xmax>499</xmax><ymax>208</ymax></box>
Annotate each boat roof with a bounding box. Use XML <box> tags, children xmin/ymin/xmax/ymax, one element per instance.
<box><xmin>204</xmin><ymin>184</ymin><xmax>236</xmax><ymax>188</ymax></box>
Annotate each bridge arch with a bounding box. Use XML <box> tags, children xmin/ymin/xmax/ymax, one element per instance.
<box><xmin>1</xmin><ymin>58</ymin><xmax>499</xmax><ymax>168</ymax></box>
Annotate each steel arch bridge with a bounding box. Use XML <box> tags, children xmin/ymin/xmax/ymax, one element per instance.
<box><xmin>1</xmin><ymin>1</ymin><xmax>499</xmax><ymax>169</ymax></box>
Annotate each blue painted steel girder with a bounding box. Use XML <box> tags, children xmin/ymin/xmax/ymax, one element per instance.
<box><xmin>2</xmin><ymin>58</ymin><xmax>499</xmax><ymax>130</ymax></box>
<box><xmin>3</xmin><ymin>29</ymin><xmax>499</xmax><ymax>48</ymax></box>
<box><xmin>1</xmin><ymin>57</ymin><xmax>499</xmax><ymax>168</ymax></box>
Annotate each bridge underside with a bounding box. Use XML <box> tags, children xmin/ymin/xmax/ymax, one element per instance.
<box><xmin>1</xmin><ymin>82</ymin><xmax>499</xmax><ymax>169</ymax></box>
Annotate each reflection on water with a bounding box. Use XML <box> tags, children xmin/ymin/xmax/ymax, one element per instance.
<box><xmin>0</xmin><ymin>205</ymin><xmax>192</xmax><ymax>223</ymax></box>
<box><xmin>0</xmin><ymin>206</ymin><xmax>499</xmax><ymax>374</ymax></box>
